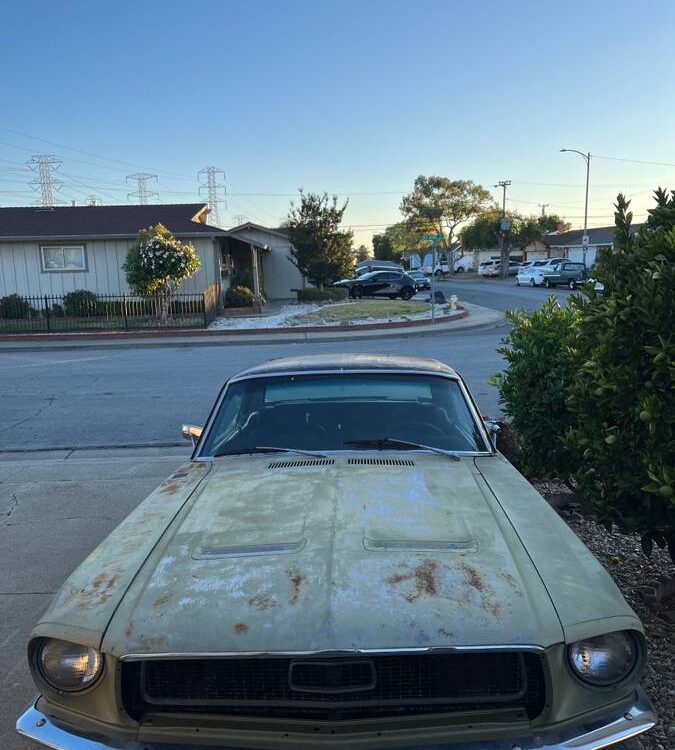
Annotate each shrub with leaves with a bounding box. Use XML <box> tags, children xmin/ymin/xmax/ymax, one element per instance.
<box><xmin>224</xmin><ymin>285</ymin><xmax>255</xmax><ymax>308</ymax></box>
<box><xmin>565</xmin><ymin>191</ymin><xmax>675</xmax><ymax>561</ymax></box>
<box><xmin>123</xmin><ymin>224</ymin><xmax>200</xmax><ymax>318</ymax></box>
<box><xmin>492</xmin><ymin>297</ymin><xmax>580</xmax><ymax>480</ymax></box>
<box><xmin>0</xmin><ymin>293</ymin><xmax>32</xmax><ymax>319</ymax></box>
<box><xmin>63</xmin><ymin>289</ymin><xmax>98</xmax><ymax>317</ymax></box>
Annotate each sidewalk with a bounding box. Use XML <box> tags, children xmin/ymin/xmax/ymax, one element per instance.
<box><xmin>0</xmin><ymin>303</ymin><xmax>505</xmax><ymax>352</ymax></box>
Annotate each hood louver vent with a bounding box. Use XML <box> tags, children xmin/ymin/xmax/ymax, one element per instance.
<box><xmin>348</xmin><ymin>457</ymin><xmax>416</xmax><ymax>467</ymax></box>
<box><xmin>268</xmin><ymin>458</ymin><xmax>335</xmax><ymax>469</ymax></box>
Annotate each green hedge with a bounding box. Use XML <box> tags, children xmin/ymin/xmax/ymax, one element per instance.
<box><xmin>296</xmin><ymin>287</ymin><xmax>349</xmax><ymax>302</ymax></box>
<box><xmin>491</xmin><ymin>297</ymin><xmax>580</xmax><ymax>480</ymax></box>
<box><xmin>494</xmin><ymin>189</ymin><xmax>675</xmax><ymax>562</ymax></box>
<box><xmin>0</xmin><ymin>294</ymin><xmax>33</xmax><ymax>319</ymax></box>
<box><xmin>225</xmin><ymin>285</ymin><xmax>256</xmax><ymax>307</ymax></box>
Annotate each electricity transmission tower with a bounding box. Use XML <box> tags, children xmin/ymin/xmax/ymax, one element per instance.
<box><xmin>198</xmin><ymin>166</ymin><xmax>226</xmax><ymax>226</ymax></box>
<box><xmin>232</xmin><ymin>213</ymin><xmax>248</xmax><ymax>226</ymax></box>
<box><xmin>87</xmin><ymin>195</ymin><xmax>101</xmax><ymax>206</ymax></box>
<box><xmin>27</xmin><ymin>155</ymin><xmax>63</xmax><ymax>206</ymax></box>
<box><xmin>538</xmin><ymin>203</ymin><xmax>549</xmax><ymax>216</ymax></box>
<box><xmin>126</xmin><ymin>173</ymin><xmax>158</xmax><ymax>204</ymax></box>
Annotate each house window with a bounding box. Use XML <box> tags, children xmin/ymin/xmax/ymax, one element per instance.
<box><xmin>40</xmin><ymin>245</ymin><xmax>87</xmax><ymax>272</ymax></box>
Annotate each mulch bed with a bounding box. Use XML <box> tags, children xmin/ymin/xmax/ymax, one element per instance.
<box><xmin>533</xmin><ymin>483</ymin><xmax>674</xmax><ymax>750</ymax></box>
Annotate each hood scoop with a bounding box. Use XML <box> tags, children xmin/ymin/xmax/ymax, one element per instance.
<box><xmin>348</xmin><ymin>457</ymin><xmax>415</xmax><ymax>467</ymax></box>
<box><xmin>268</xmin><ymin>458</ymin><xmax>335</xmax><ymax>469</ymax></box>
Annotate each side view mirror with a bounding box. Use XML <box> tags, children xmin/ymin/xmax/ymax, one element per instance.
<box><xmin>484</xmin><ymin>421</ymin><xmax>501</xmax><ymax>449</ymax></box>
<box><xmin>181</xmin><ymin>424</ymin><xmax>203</xmax><ymax>447</ymax></box>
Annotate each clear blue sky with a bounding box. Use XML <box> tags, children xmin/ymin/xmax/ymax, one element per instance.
<box><xmin>2</xmin><ymin>0</ymin><xmax>674</xmax><ymax>245</ymax></box>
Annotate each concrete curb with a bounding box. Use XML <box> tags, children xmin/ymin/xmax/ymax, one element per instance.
<box><xmin>0</xmin><ymin>304</ymin><xmax>506</xmax><ymax>351</ymax></box>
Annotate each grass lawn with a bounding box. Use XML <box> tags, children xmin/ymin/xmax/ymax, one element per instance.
<box><xmin>290</xmin><ymin>299</ymin><xmax>430</xmax><ymax>324</ymax></box>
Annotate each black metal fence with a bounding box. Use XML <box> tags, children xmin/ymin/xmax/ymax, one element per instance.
<box><xmin>0</xmin><ymin>288</ymin><xmax>220</xmax><ymax>334</ymax></box>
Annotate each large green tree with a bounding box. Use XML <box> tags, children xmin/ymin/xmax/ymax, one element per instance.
<box><xmin>538</xmin><ymin>214</ymin><xmax>571</xmax><ymax>233</ymax></box>
<box><xmin>286</xmin><ymin>191</ymin><xmax>354</xmax><ymax>287</ymax></box>
<box><xmin>400</xmin><ymin>176</ymin><xmax>492</xmax><ymax>264</ymax></box>
<box><xmin>461</xmin><ymin>210</ymin><xmax>547</xmax><ymax>276</ymax></box>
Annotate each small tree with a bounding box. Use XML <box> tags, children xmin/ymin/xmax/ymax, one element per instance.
<box><xmin>123</xmin><ymin>224</ymin><xmax>200</xmax><ymax>319</ymax></box>
<box><xmin>287</xmin><ymin>191</ymin><xmax>354</xmax><ymax>287</ymax></box>
<box><xmin>565</xmin><ymin>191</ymin><xmax>675</xmax><ymax>562</ymax></box>
<box><xmin>461</xmin><ymin>210</ymin><xmax>545</xmax><ymax>275</ymax></box>
<box><xmin>354</xmin><ymin>244</ymin><xmax>370</xmax><ymax>263</ymax></box>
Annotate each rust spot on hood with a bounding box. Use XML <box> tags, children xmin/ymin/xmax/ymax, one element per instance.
<box><xmin>67</xmin><ymin>570</ymin><xmax>122</xmax><ymax>608</ymax></box>
<box><xmin>386</xmin><ymin>559</ymin><xmax>438</xmax><ymax>603</ymax></box>
<box><xmin>461</xmin><ymin>562</ymin><xmax>484</xmax><ymax>592</ymax></box>
<box><xmin>248</xmin><ymin>594</ymin><xmax>276</xmax><ymax>611</ymax></box>
<box><xmin>159</xmin><ymin>480</ymin><xmax>182</xmax><ymax>496</ymax></box>
<box><xmin>287</xmin><ymin>567</ymin><xmax>307</xmax><ymax>605</ymax></box>
<box><xmin>461</xmin><ymin>562</ymin><xmax>500</xmax><ymax>617</ymax></box>
<box><xmin>153</xmin><ymin>594</ymin><xmax>171</xmax><ymax>608</ymax></box>
<box><xmin>233</xmin><ymin>622</ymin><xmax>249</xmax><ymax>635</ymax></box>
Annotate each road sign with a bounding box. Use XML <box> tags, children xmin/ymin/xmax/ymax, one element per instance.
<box><xmin>423</xmin><ymin>233</ymin><xmax>443</xmax><ymax>241</ymax></box>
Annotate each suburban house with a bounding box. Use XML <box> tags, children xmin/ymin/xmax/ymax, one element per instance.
<box><xmin>0</xmin><ymin>203</ymin><xmax>303</xmax><ymax>302</ymax></box>
<box><xmin>543</xmin><ymin>225</ymin><xmax>641</xmax><ymax>266</ymax></box>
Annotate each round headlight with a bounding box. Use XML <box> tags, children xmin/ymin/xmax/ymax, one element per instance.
<box><xmin>567</xmin><ymin>631</ymin><xmax>639</xmax><ymax>687</ymax></box>
<box><xmin>36</xmin><ymin>638</ymin><xmax>102</xmax><ymax>692</ymax></box>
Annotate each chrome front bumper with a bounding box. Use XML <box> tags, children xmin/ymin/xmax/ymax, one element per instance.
<box><xmin>16</xmin><ymin>689</ymin><xmax>657</xmax><ymax>750</ymax></box>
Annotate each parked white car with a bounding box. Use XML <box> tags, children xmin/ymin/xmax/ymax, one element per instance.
<box><xmin>516</xmin><ymin>258</ymin><xmax>569</xmax><ymax>287</ymax></box>
<box><xmin>478</xmin><ymin>260</ymin><xmax>499</xmax><ymax>277</ymax></box>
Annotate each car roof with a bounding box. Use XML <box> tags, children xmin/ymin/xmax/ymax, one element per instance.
<box><xmin>231</xmin><ymin>354</ymin><xmax>459</xmax><ymax>380</ymax></box>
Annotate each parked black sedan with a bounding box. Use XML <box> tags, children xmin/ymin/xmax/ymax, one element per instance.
<box><xmin>407</xmin><ymin>270</ymin><xmax>431</xmax><ymax>290</ymax></box>
<box><xmin>333</xmin><ymin>270</ymin><xmax>417</xmax><ymax>299</ymax></box>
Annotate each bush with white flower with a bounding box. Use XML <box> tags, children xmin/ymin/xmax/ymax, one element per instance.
<box><xmin>123</xmin><ymin>224</ymin><xmax>201</xmax><ymax>317</ymax></box>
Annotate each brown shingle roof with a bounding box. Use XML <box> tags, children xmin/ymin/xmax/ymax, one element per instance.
<box><xmin>0</xmin><ymin>203</ymin><xmax>227</xmax><ymax>240</ymax></box>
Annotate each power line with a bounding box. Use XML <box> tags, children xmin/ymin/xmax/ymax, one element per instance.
<box><xmin>26</xmin><ymin>155</ymin><xmax>63</xmax><ymax>206</ymax></box>
<box><xmin>126</xmin><ymin>173</ymin><xmax>158</xmax><ymax>205</ymax></box>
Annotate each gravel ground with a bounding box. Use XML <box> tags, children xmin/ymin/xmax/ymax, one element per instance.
<box><xmin>534</xmin><ymin>484</ymin><xmax>674</xmax><ymax>750</ymax></box>
<box><xmin>208</xmin><ymin>297</ymin><xmax>452</xmax><ymax>330</ymax></box>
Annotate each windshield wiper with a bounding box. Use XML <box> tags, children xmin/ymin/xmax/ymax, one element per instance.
<box><xmin>213</xmin><ymin>446</ymin><xmax>328</xmax><ymax>458</ymax></box>
<box><xmin>343</xmin><ymin>438</ymin><xmax>460</xmax><ymax>461</ymax></box>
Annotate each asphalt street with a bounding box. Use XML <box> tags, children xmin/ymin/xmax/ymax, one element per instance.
<box><xmin>0</xmin><ymin>278</ymin><xmax>571</xmax><ymax>452</ymax></box>
<box><xmin>0</xmin><ymin>277</ymin><xmax>573</xmax><ymax>750</ymax></box>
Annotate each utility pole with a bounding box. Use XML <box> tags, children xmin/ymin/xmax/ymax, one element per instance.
<box><xmin>126</xmin><ymin>173</ymin><xmax>158</xmax><ymax>205</ymax></box>
<box><xmin>560</xmin><ymin>149</ymin><xmax>591</xmax><ymax>267</ymax></box>
<box><xmin>538</xmin><ymin>203</ymin><xmax>549</xmax><ymax>217</ymax></box>
<box><xmin>27</xmin><ymin>155</ymin><xmax>63</xmax><ymax>206</ymax></box>
<box><xmin>494</xmin><ymin>180</ymin><xmax>511</xmax><ymax>278</ymax></box>
<box><xmin>198</xmin><ymin>166</ymin><xmax>226</xmax><ymax>227</ymax></box>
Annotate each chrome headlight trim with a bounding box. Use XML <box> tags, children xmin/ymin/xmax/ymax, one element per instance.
<box><xmin>566</xmin><ymin>630</ymin><xmax>642</xmax><ymax>689</ymax></box>
<box><xmin>30</xmin><ymin>637</ymin><xmax>104</xmax><ymax>694</ymax></box>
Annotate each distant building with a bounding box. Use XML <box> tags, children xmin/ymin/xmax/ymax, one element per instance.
<box><xmin>544</xmin><ymin>225</ymin><xmax>641</xmax><ymax>267</ymax></box>
<box><xmin>0</xmin><ymin>204</ymin><xmax>303</xmax><ymax>302</ymax></box>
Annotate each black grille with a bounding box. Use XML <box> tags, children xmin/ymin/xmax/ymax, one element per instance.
<box><xmin>122</xmin><ymin>652</ymin><xmax>546</xmax><ymax>722</ymax></box>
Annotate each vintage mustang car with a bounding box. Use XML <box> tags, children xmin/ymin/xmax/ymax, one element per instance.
<box><xmin>17</xmin><ymin>354</ymin><xmax>656</xmax><ymax>750</ymax></box>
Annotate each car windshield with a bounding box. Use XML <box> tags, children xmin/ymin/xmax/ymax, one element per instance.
<box><xmin>200</xmin><ymin>373</ymin><xmax>490</xmax><ymax>456</ymax></box>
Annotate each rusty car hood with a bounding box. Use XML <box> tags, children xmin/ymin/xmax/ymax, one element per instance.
<box><xmin>102</xmin><ymin>455</ymin><xmax>564</xmax><ymax>657</ymax></box>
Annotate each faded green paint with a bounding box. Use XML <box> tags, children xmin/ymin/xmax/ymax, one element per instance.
<box><xmin>474</xmin><ymin>455</ymin><xmax>643</xmax><ymax>642</ymax></box>
<box><xmin>101</xmin><ymin>456</ymin><xmax>563</xmax><ymax>657</ymax></box>
<box><xmin>32</xmin><ymin>462</ymin><xmax>210</xmax><ymax>649</ymax></box>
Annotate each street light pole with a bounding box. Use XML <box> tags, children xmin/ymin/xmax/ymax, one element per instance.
<box><xmin>494</xmin><ymin>180</ymin><xmax>511</xmax><ymax>278</ymax></box>
<box><xmin>560</xmin><ymin>148</ymin><xmax>591</xmax><ymax>267</ymax></box>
